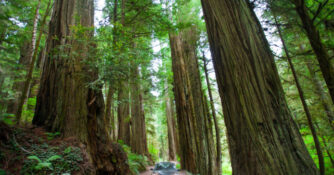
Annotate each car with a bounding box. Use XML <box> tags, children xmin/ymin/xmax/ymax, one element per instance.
<box><xmin>150</xmin><ymin>162</ymin><xmax>181</xmax><ymax>175</ymax></box>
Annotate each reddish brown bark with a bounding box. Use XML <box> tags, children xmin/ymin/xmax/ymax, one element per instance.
<box><xmin>130</xmin><ymin>61</ymin><xmax>148</xmax><ymax>155</ymax></box>
<box><xmin>165</xmin><ymin>79</ymin><xmax>176</xmax><ymax>161</ymax></box>
<box><xmin>32</xmin><ymin>0</ymin><xmax>129</xmax><ymax>173</ymax></box>
<box><xmin>201</xmin><ymin>0</ymin><xmax>318</xmax><ymax>174</ymax></box>
<box><xmin>170</xmin><ymin>26</ymin><xmax>216</xmax><ymax>175</ymax></box>
<box><xmin>117</xmin><ymin>80</ymin><xmax>131</xmax><ymax>146</ymax></box>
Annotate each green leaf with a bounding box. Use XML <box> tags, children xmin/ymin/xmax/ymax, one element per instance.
<box><xmin>63</xmin><ymin>146</ymin><xmax>71</xmax><ymax>154</ymax></box>
<box><xmin>35</xmin><ymin>162</ymin><xmax>52</xmax><ymax>170</ymax></box>
<box><xmin>46</xmin><ymin>155</ymin><xmax>62</xmax><ymax>162</ymax></box>
<box><xmin>27</xmin><ymin>155</ymin><xmax>41</xmax><ymax>163</ymax></box>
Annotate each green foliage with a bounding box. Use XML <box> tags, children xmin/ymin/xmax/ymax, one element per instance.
<box><xmin>118</xmin><ymin>141</ymin><xmax>149</xmax><ymax>175</ymax></box>
<box><xmin>22</xmin><ymin>97</ymin><xmax>37</xmax><ymax>123</ymax></box>
<box><xmin>27</xmin><ymin>155</ymin><xmax>61</xmax><ymax>170</ymax></box>
<box><xmin>0</xmin><ymin>113</ymin><xmax>15</xmax><ymax>125</ymax></box>
<box><xmin>45</xmin><ymin>132</ymin><xmax>60</xmax><ymax>140</ymax></box>
<box><xmin>0</xmin><ymin>169</ymin><xmax>6</xmax><ymax>175</ymax></box>
<box><xmin>21</xmin><ymin>144</ymin><xmax>83</xmax><ymax>175</ymax></box>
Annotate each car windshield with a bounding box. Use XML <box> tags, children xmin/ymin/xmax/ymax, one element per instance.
<box><xmin>154</xmin><ymin>162</ymin><xmax>176</xmax><ymax>170</ymax></box>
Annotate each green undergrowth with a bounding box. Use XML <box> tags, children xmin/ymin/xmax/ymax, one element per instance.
<box><xmin>21</xmin><ymin>144</ymin><xmax>83</xmax><ymax>174</ymax></box>
<box><xmin>301</xmin><ymin>130</ymin><xmax>334</xmax><ymax>175</ymax></box>
<box><xmin>0</xmin><ymin>122</ymin><xmax>92</xmax><ymax>175</ymax></box>
<box><xmin>118</xmin><ymin>140</ymin><xmax>149</xmax><ymax>175</ymax></box>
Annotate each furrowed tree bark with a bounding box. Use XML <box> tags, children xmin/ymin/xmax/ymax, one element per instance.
<box><xmin>32</xmin><ymin>0</ymin><xmax>129</xmax><ymax>174</ymax></box>
<box><xmin>105</xmin><ymin>84</ymin><xmax>115</xmax><ymax>137</ymax></box>
<box><xmin>117</xmin><ymin>80</ymin><xmax>131</xmax><ymax>145</ymax></box>
<box><xmin>165</xmin><ymin>78</ymin><xmax>176</xmax><ymax>161</ymax></box>
<box><xmin>201</xmin><ymin>0</ymin><xmax>318</xmax><ymax>174</ymax></box>
<box><xmin>202</xmin><ymin>53</ymin><xmax>222</xmax><ymax>175</ymax></box>
<box><xmin>169</xmin><ymin>32</ymin><xmax>197</xmax><ymax>173</ymax></box>
<box><xmin>104</xmin><ymin>0</ymin><xmax>119</xmax><ymax>140</ymax></box>
<box><xmin>117</xmin><ymin>0</ymin><xmax>131</xmax><ymax>146</ymax></box>
<box><xmin>274</xmin><ymin>14</ymin><xmax>324</xmax><ymax>175</ymax></box>
<box><xmin>130</xmin><ymin>57</ymin><xmax>148</xmax><ymax>155</ymax></box>
<box><xmin>170</xmin><ymin>26</ymin><xmax>216</xmax><ymax>175</ymax></box>
<box><xmin>293</xmin><ymin>0</ymin><xmax>334</xmax><ymax>104</ymax></box>
<box><xmin>170</xmin><ymin>97</ymin><xmax>180</xmax><ymax>157</ymax></box>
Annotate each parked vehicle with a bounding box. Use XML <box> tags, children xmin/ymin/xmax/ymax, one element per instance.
<box><xmin>150</xmin><ymin>162</ymin><xmax>181</xmax><ymax>175</ymax></box>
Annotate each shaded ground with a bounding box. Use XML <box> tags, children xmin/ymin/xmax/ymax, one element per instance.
<box><xmin>0</xmin><ymin>122</ymin><xmax>93</xmax><ymax>174</ymax></box>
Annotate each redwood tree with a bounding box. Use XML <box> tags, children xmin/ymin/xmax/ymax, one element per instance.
<box><xmin>201</xmin><ymin>0</ymin><xmax>318</xmax><ymax>174</ymax></box>
<box><xmin>130</xmin><ymin>58</ymin><xmax>148</xmax><ymax>155</ymax></box>
<box><xmin>32</xmin><ymin>0</ymin><xmax>129</xmax><ymax>173</ymax></box>
<box><xmin>170</xmin><ymin>26</ymin><xmax>216</xmax><ymax>175</ymax></box>
<box><xmin>165</xmin><ymin>78</ymin><xmax>177</xmax><ymax>161</ymax></box>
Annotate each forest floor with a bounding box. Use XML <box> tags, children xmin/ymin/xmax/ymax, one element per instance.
<box><xmin>0</xmin><ymin>122</ymin><xmax>93</xmax><ymax>174</ymax></box>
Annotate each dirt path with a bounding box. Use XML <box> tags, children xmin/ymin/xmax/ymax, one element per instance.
<box><xmin>139</xmin><ymin>166</ymin><xmax>154</xmax><ymax>175</ymax></box>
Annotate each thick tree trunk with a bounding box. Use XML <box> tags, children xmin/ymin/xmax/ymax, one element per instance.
<box><xmin>105</xmin><ymin>84</ymin><xmax>115</xmax><ymax>137</ymax></box>
<box><xmin>116</xmin><ymin>0</ymin><xmax>131</xmax><ymax>147</ymax></box>
<box><xmin>169</xmin><ymin>32</ymin><xmax>197</xmax><ymax>173</ymax></box>
<box><xmin>203</xmin><ymin>54</ymin><xmax>222</xmax><ymax>175</ymax></box>
<box><xmin>274</xmin><ymin>14</ymin><xmax>324</xmax><ymax>175</ymax></box>
<box><xmin>130</xmin><ymin>61</ymin><xmax>148</xmax><ymax>155</ymax></box>
<box><xmin>104</xmin><ymin>0</ymin><xmax>119</xmax><ymax>141</ymax></box>
<box><xmin>201</xmin><ymin>0</ymin><xmax>318</xmax><ymax>174</ymax></box>
<box><xmin>170</xmin><ymin>26</ymin><xmax>216</xmax><ymax>175</ymax></box>
<box><xmin>293</xmin><ymin>0</ymin><xmax>334</xmax><ymax>104</ymax></box>
<box><xmin>32</xmin><ymin>0</ymin><xmax>129</xmax><ymax>174</ymax></box>
<box><xmin>170</xmin><ymin>97</ymin><xmax>180</xmax><ymax>157</ymax></box>
<box><xmin>165</xmin><ymin>79</ymin><xmax>176</xmax><ymax>161</ymax></box>
<box><xmin>117</xmin><ymin>80</ymin><xmax>131</xmax><ymax>146</ymax></box>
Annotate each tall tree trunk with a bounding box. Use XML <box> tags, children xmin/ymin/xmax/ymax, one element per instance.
<box><xmin>170</xmin><ymin>26</ymin><xmax>216</xmax><ymax>175</ymax></box>
<box><xmin>169</xmin><ymin>32</ymin><xmax>197</xmax><ymax>173</ymax></box>
<box><xmin>201</xmin><ymin>0</ymin><xmax>318</xmax><ymax>174</ymax></box>
<box><xmin>32</xmin><ymin>0</ymin><xmax>129</xmax><ymax>174</ymax></box>
<box><xmin>274</xmin><ymin>14</ymin><xmax>324</xmax><ymax>175</ymax></box>
<box><xmin>293</xmin><ymin>0</ymin><xmax>334</xmax><ymax>104</ymax></box>
<box><xmin>202</xmin><ymin>54</ymin><xmax>222</xmax><ymax>175</ymax></box>
<box><xmin>130</xmin><ymin>59</ymin><xmax>148</xmax><ymax>155</ymax></box>
<box><xmin>117</xmin><ymin>80</ymin><xmax>131</xmax><ymax>145</ymax></box>
<box><xmin>170</xmin><ymin>96</ymin><xmax>180</xmax><ymax>157</ymax></box>
<box><xmin>105</xmin><ymin>84</ymin><xmax>115</xmax><ymax>137</ymax></box>
<box><xmin>165</xmin><ymin>78</ymin><xmax>176</xmax><ymax>161</ymax></box>
<box><xmin>104</xmin><ymin>0</ymin><xmax>119</xmax><ymax>140</ymax></box>
<box><xmin>116</xmin><ymin>0</ymin><xmax>131</xmax><ymax>146</ymax></box>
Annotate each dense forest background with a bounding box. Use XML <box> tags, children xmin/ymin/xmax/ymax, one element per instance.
<box><xmin>0</xmin><ymin>0</ymin><xmax>333</xmax><ymax>174</ymax></box>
